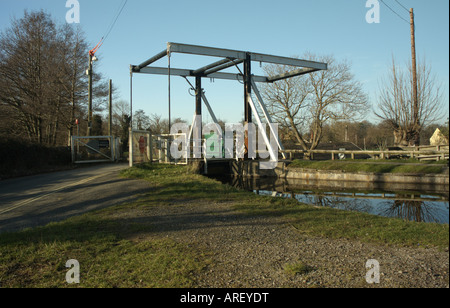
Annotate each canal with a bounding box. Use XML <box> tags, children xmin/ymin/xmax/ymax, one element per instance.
<box><xmin>212</xmin><ymin>176</ymin><xmax>449</xmax><ymax>224</ymax></box>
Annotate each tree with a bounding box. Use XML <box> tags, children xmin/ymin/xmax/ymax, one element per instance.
<box><xmin>91</xmin><ymin>114</ymin><xmax>104</xmax><ymax>136</ymax></box>
<box><xmin>376</xmin><ymin>58</ymin><xmax>445</xmax><ymax>146</ymax></box>
<box><xmin>133</xmin><ymin>109</ymin><xmax>150</xmax><ymax>131</ymax></box>
<box><xmin>56</xmin><ymin>24</ymin><xmax>90</xmax><ymax>144</ymax></box>
<box><xmin>112</xmin><ymin>99</ymin><xmax>131</xmax><ymax>150</ymax></box>
<box><xmin>262</xmin><ymin>54</ymin><xmax>369</xmax><ymax>151</ymax></box>
<box><xmin>0</xmin><ymin>11</ymin><xmax>58</xmax><ymax>144</ymax></box>
<box><xmin>262</xmin><ymin>63</ymin><xmax>310</xmax><ymax>150</ymax></box>
<box><xmin>0</xmin><ymin>10</ymin><xmax>110</xmax><ymax>145</ymax></box>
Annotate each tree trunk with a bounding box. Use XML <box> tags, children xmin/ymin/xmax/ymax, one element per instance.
<box><xmin>286</xmin><ymin>113</ymin><xmax>308</xmax><ymax>151</ymax></box>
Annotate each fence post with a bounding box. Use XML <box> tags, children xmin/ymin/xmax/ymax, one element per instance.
<box><xmin>149</xmin><ymin>133</ymin><xmax>153</xmax><ymax>164</ymax></box>
<box><xmin>158</xmin><ymin>137</ymin><xmax>162</xmax><ymax>163</ymax></box>
<box><xmin>110</xmin><ymin>136</ymin><xmax>114</xmax><ymax>162</ymax></box>
<box><xmin>129</xmin><ymin>129</ymin><xmax>133</xmax><ymax>167</ymax></box>
<box><xmin>71</xmin><ymin>136</ymin><xmax>76</xmax><ymax>164</ymax></box>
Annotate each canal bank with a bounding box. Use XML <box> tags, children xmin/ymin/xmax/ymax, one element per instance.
<box><xmin>213</xmin><ymin>176</ymin><xmax>449</xmax><ymax>224</ymax></box>
<box><xmin>123</xmin><ymin>164</ymin><xmax>448</xmax><ymax>287</ymax></box>
<box><xmin>124</xmin><ymin>164</ymin><xmax>448</xmax><ymax>287</ymax></box>
<box><xmin>204</xmin><ymin>160</ymin><xmax>449</xmax><ymax>188</ymax></box>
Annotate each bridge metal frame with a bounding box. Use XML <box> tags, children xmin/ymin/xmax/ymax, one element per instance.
<box><xmin>130</xmin><ymin>42</ymin><xmax>328</xmax><ymax>162</ymax></box>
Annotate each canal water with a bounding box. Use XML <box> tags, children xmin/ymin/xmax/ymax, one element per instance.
<box><xmin>213</xmin><ymin>176</ymin><xmax>449</xmax><ymax>224</ymax></box>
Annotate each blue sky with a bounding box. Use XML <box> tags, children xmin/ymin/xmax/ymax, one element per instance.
<box><xmin>1</xmin><ymin>0</ymin><xmax>449</xmax><ymax>125</ymax></box>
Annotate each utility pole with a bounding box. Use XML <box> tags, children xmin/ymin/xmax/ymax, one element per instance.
<box><xmin>87</xmin><ymin>39</ymin><xmax>102</xmax><ymax>136</ymax></box>
<box><xmin>109</xmin><ymin>79</ymin><xmax>113</xmax><ymax>136</ymax></box>
<box><xmin>87</xmin><ymin>53</ymin><xmax>93</xmax><ymax>136</ymax></box>
<box><xmin>410</xmin><ymin>8</ymin><xmax>420</xmax><ymax>146</ymax></box>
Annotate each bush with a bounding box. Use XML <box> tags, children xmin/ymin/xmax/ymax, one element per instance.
<box><xmin>0</xmin><ymin>138</ymin><xmax>71</xmax><ymax>179</ymax></box>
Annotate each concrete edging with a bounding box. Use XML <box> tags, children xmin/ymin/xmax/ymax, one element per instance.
<box><xmin>284</xmin><ymin>168</ymin><xmax>449</xmax><ymax>186</ymax></box>
<box><xmin>224</xmin><ymin>160</ymin><xmax>449</xmax><ymax>186</ymax></box>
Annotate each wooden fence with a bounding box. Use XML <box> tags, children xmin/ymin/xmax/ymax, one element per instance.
<box><xmin>281</xmin><ymin>146</ymin><xmax>449</xmax><ymax>162</ymax></box>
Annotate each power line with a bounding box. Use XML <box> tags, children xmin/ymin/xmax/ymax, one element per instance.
<box><xmin>394</xmin><ymin>0</ymin><xmax>410</xmax><ymax>13</ymax></box>
<box><xmin>379</xmin><ymin>0</ymin><xmax>410</xmax><ymax>24</ymax></box>
<box><xmin>102</xmin><ymin>0</ymin><xmax>129</xmax><ymax>43</ymax></box>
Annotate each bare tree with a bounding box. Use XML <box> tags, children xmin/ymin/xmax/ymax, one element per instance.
<box><xmin>133</xmin><ymin>109</ymin><xmax>151</xmax><ymax>131</ymax></box>
<box><xmin>0</xmin><ymin>10</ymin><xmax>110</xmax><ymax>145</ymax></box>
<box><xmin>262</xmin><ymin>64</ymin><xmax>311</xmax><ymax>150</ymax></box>
<box><xmin>111</xmin><ymin>99</ymin><xmax>131</xmax><ymax>151</ymax></box>
<box><xmin>0</xmin><ymin>11</ymin><xmax>57</xmax><ymax>144</ymax></box>
<box><xmin>306</xmin><ymin>54</ymin><xmax>368</xmax><ymax>150</ymax></box>
<box><xmin>55</xmin><ymin>24</ymin><xmax>89</xmax><ymax>144</ymax></box>
<box><xmin>376</xmin><ymin>58</ymin><xmax>445</xmax><ymax>146</ymax></box>
<box><xmin>262</xmin><ymin>54</ymin><xmax>369</xmax><ymax>151</ymax></box>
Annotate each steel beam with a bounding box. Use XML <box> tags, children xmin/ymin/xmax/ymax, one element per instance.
<box><xmin>182</xmin><ymin>76</ymin><xmax>219</xmax><ymax>125</ymax></box>
<box><xmin>167</xmin><ymin>42</ymin><xmax>327</xmax><ymax>70</ymax></box>
<box><xmin>137</xmin><ymin>67</ymin><xmax>268</xmax><ymax>83</ymax></box>
<box><xmin>201</xmin><ymin>92</ymin><xmax>219</xmax><ymax>125</ymax></box>
<box><xmin>247</xmin><ymin>96</ymin><xmax>278</xmax><ymax>163</ymax></box>
<box><xmin>195</xmin><ymin>76</ymin><xmax>202</xmax><ymax>116</ymax></box>
<box><xmin>194</xmin><ymin>76</ymin><xmax>202</xmax><ymax>159</ymax></box>
<box><xmin>133</xmin><ymin>49</ymin><xmax>168</xmax><ymax>72</ymax></box>
<box><xmin>267</xmin><ymin>68</ymin><xmax>321</xmax><ymax>83</ymax></box>
<box><xmin>251</xmin><ymin>78</ymin><xmax>286</xmax><ymax>158</ymax></box>
<box><xmin>204</xmin><ymin>59</ymin><xmax>244</xmax><ymax>75</ymax></box>
<box><xmin>192</xmin><ymin>58</ymin><xmax>235</xmax><ymax>75</ymax></box>
<box><xmin>244</xmin><ymin>53</ymin><xmax>252</xmax><ymax>124</ymax></box>
<box><xmin>168</xmin><ymin>42</ymin><xmax>247</xmax><ymax>61</ymax></box>
<box><xmin>250</xmin><ymin>53</ymin><xmax>327</xmax><ymax>70</ymax></box>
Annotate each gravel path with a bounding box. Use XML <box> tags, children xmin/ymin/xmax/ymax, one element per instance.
<box><xmin>130</xmin><ymin>200</ymin><xmax>449</xmax><ymax>288</ymax></box>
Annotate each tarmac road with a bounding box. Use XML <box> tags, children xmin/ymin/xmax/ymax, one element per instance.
<box><xmin>0</xmin><ymin>163</ymin><xmax>150</xmax><ymax>234</ymax></box>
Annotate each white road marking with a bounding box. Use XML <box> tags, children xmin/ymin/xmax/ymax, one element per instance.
<box><xmin>0</xmin><ymin>174</ymin><xmax>105</xmax><ymax>215</ymax></box>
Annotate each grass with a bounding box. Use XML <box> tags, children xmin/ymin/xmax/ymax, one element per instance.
<box><xmin>234</xmin><ymin>196</ymin><xmax>449</xmax><ymax>248</ymax></box>
<box><xmin>283</xmin><ymin>261</ymin><xmax>314</xmax><ymax>276</ymax></box>
<box><xmin>288</xmin><ymin>159</ymin><xmax>447</xmax><ymax>174</ymax></box>
<box><xmin>0</xmin><ymin>163</ymin><xmax>448</xmax><ymax>288</ymax></box>
<box><xmin>0</xmin><ymin>213</ymin><xmax>205</xmax><ymax>288</ymax></box>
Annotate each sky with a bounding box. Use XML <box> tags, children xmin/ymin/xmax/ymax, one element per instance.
<box><xmin>0</xmin><ymin>0</ymin><xmax>449</xmax><ymax>125</ymax></box>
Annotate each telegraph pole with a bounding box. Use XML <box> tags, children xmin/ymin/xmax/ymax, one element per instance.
<box><xmin>87</xmin><ymin>39</ymin><xmax>102</xmax><ymax>136</ymax></box>
<box><xmin>87</xmin><ymin>54</ymin><xmax>95</xmax><ymax>137</ymax></box>
<box><xmin>109</xmin><ymin>79</ymin><xmax>113</xmax><ymax>136</ymax></box>
<box><xmin>410</xmin><ymin>8</ymin><xmax>419</xmax><ymax>145</ymax></box>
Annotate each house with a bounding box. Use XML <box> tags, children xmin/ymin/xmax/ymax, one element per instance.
<box><xmin>430</xmin><ymin>129</ymin><xmax>449</xmax><ymax>146</ymax></box>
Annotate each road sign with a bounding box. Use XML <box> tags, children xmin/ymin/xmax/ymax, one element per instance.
<box><xmin>139</xmin><ymin>136</ymin><xmax>146</xmax><ymax>154</ymax></box>
<box><xmin>98</xmin><ymin>139</ymin><xmax>110</xmax><ymax>149</ymax></box>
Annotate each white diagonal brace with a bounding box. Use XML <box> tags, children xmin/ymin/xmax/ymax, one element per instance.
<box><xmin>251</xmin><ymin>78</ymin><xmax>286</xmax><ymax>159</ymax></box>
<box><xmin>247</xmin><ymin>96</ymin><xmax>278</xmax><ymax>163</ymax></box>
<box><xmin>201</xmin><ymin>92</ymin><xmax>219</xmax><ymax>125</ymax></box>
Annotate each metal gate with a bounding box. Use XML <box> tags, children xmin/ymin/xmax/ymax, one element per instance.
<box><xmin>71</xmin><ymin>136</ymin><xmax>120</xmax><ymax>164</ymax></box>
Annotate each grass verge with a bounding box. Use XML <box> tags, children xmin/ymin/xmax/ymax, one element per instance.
<box><xmin>0</xmin><ymin>213</ymin><xmax>204</xmax><ymax>288</ymax></box>
<box><xmin>0</xmin><ymin>163</ymin><xmax>448</xmax><ymax>287</ymax></box>
<box><xmin>288</xmin><ymin>159</ymin><xmax>447</xmax><ymax>174</ymax></box>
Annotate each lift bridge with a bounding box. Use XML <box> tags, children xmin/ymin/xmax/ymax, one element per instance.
<box><xmin>129</xmin><ymin>43</ymin><xmax>327</xmax><ymax>173</ymax></box>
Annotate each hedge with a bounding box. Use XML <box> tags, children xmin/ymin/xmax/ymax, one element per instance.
<box><xmin>0</xmin><ymin>138</ymin><xmax>71</xmax><ymax>179</ymax></box>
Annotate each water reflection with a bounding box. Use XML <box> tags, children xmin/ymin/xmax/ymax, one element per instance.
<box><xmin>380</xmin><ymin>198</ymin><xmax>447</xmax><ymax>224</ymax></box>
<box><xmin>214</xmin><ymin>176</ymin><xmax>449</xmax><ymax>224</ymax></box>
